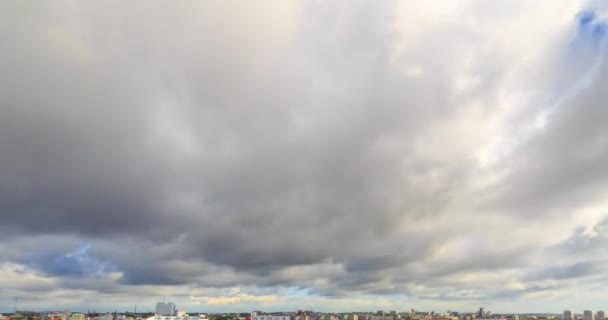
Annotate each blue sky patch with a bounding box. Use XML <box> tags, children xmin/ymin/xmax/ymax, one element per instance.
<box><xmin>577</xmin><ymin>10</ymin><xmax>596</xmax><ymax>27</ymax></box>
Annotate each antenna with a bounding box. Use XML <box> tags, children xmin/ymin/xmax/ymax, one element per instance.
<box><xmin>14</xmin><ymin>297</ymin><xmax>18</xmax><ymax>313</ymax></box>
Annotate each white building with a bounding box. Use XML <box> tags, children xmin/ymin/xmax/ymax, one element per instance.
<box><xmin>251</xmin><ymin>316</ymin><xmax>291</xmax><ymax>320</ymax></box>
<box><xmin>585</xmin><ymin>311</ymin><xmax>595</xmax><ymax>320</ymax></box>
<box><xmin>597</xmin><ymin>311</ymin><xmax>605</xmax><ymax>320</ymax></box>
<box><xmin>148</xmin><ymin>316</ymin><xmax>201</xmax><ymax>320</ymax></box>
<box><xmin>564</xmin><ymin>311</ymin><xmax>574</xmax><ymax>320</ymax></box>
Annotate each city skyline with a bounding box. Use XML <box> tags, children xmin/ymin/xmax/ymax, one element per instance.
<box><xmin>2</xmin><ymin>0</ymin><xmax>608</xmax><ymax>314</ymax></box>
<box><xmin>3</xmin><ymin>307</ymin><xmax>608</xmax><ymax>316</ymax></box>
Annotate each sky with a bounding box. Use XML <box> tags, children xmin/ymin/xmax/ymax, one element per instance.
<box><xmin>1</xmin><ymin>0</ymin><xmax>608</xmax><ymax>314</ymax></box>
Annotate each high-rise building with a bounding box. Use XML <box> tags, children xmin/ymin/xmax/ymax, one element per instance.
<box><xmin>156</xmin><ymin>303</ymin><xmax>177</xmax><ymax>316</ymax></box>
<box><xmin>584</xmin><ymin>311</ymin><xmax>595</xmax><ymax>320</ymax></box>
<box><xmin>251</xmin><ymin>316</ymin><xmax>291</xmax><ymax>320</ymax></box>
<box><xmin>564</xmin><ymin>311</ymin><xmax>574</xmax><ymax>320</ymax></box>
<box><xmin>597</xmin><ymin>311</ymin><xmax>605</xmax><ymax>320</ymax></box>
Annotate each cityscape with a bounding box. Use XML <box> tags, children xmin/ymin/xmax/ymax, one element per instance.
<box><xmin>1</xmin><ymin>304</ymin><xmax>607</xmax><ymax>320</ymax></box>
<box><xmin>3</xmin><ymin>0</ymin><xmax>608</xmax><ymax>316</ymax></box>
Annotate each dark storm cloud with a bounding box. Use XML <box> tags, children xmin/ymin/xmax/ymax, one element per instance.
<box><xmin>0</xmin><ymin>3</ymin><xmax>180</xmax><ymax>238</ymax></box>
<box><xmin>0</xmin><ymin>0</ymin><xmax>469</xmax><ymax>290</ymax></box>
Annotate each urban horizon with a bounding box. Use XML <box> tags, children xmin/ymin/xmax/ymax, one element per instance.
<box><xmin>3</xmin><ymin>0</ymin><xmax>608</xmax><ymax>314</ymax></box>
<box><xmin>1</xmin><ymin>305</ymin><xmax>606</xmax><ymax>315</ymax></box>
<box><xmin>3</xmin><ymin>306</ymin><xmax>605</xmax><ymax>315</ymax></box>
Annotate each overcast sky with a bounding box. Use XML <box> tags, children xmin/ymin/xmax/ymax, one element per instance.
<box><xmin>1</xmin><ymin>0</ymin><xmax>608</xmax><ymax>314</ymax></box>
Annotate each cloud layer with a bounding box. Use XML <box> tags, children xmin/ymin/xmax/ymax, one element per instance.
<box><xmin>1</xmin><ymin>0</ymin><xmax>608</xmax><ymax>313</ymax></box>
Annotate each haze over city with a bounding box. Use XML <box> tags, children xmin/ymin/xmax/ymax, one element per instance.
<box><xmin>2</xmin><ymin>0</ymin><xmax>608</xmax><ymax>314</ymax></box>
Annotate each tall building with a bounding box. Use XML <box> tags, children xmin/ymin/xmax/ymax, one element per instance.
<box><xmin>156</xmin><ymin>303</ymin><xmax>177</xmax><ymax>316</ymax></box>
<box><xmin>585</xmin><ymin>311</ymin><xmax>595</xmax><ymax>320</ymax></box>
<box><xmin>598</xmin><ymin>311</ymin><xmax>605</xmax><ymax>320</ymax></box>
<box><xmin>564</xmin><ymin>311</ymin><xmax>574</xmax><ymax>320</ymax></box>
<box><xmin>147</xmin><ymin>304</ymin><xmax>199</xmax><ymax>320</ymax></box>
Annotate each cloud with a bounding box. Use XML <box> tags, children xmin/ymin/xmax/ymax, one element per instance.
<box><xmin>2</xmin><ymin>0</ymin><xmax>608</xmax><ymax>313</ymax></box>
<box><xmin>191</xmin><ymin>289</ymin><xmax>278</xmax><ymax>305</ymax></box>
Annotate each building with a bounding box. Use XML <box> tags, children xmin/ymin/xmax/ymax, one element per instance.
<box><xmin>585</xmin><ymin>311</ymin><xmax>595</xmax><ymax>320</ymax></box>
<box><xmin>156</xmin><ymin>303</ymin><xmax>177</xmax><ymax>316</ymax></box>
<box><xmin>564</xmin><ymin>311</ymin><xmax>574</xmax><ymax>320</ymax></box>
<box><xmin>148</xmin><ymin>302</ymin><xmax>202</xmax><ymax>320</ymax></box>
<box><xmin>251</xmin><ymin>316</ymin><xmax>291</xmax><ymax>320</ymax></box>
<box><xmin>42</xmin><ymin>314</ymin><xmax>67</xmax><ymax>320</ymax></box>
<box><xmin>598</xmin><ymin>311</ymin><xmax>605</xmax><ymax>320</ymax></box>
<box><xmin>148</xmin><ymin>316</ymin><xmax>200</xmax><ymax>320</ymax></box>
<box><xmin>71</xmin><ymin>314</ymin><xmax>85</xmax><ymax>320</ymax></box>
